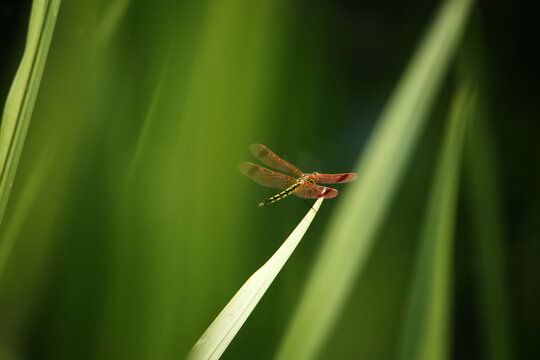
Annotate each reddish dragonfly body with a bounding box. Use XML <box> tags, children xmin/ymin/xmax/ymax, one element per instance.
<box><xmin>239</xmin><ymin>144</ymin><xmax>357</xmax><ymax>207</ymax></box>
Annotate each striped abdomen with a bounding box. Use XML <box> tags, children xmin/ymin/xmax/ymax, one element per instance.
<box><xmin>258</xmin><ymin>182</ymin><xmax>302</xmax><ymax>207</ymax></box>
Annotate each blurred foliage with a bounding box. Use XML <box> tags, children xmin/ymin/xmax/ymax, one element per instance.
<box><xmin>277</xmin><ymin>1</ymin><xmax>473</xmax><ymax>358</ymax></box>
<box><xmin>0</xmin><ymin>0</ymin><xmax>538</xmax><ymax>359</ymax></box>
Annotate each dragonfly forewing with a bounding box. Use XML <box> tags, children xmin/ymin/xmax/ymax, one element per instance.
<box><xmin>238</xmin><ymin>162</ymin><xmax>297</xmax><ymax>189</ymax></box>
<box><xmin>249</xmin><ymin>143</ymin><xmax>302</xmax><ymax>177</ymax></box>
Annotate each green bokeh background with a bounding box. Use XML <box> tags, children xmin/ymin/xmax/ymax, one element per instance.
<box><xmin>1</xmin><ymin>0</ymin><xmax>538</xmax><ymax>359</ymax></box>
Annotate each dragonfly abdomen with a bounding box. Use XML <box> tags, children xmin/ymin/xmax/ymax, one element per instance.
<box><xmin>258</xmin><ymin>182</ymin><xmax>302</xmax><ymax>207</ymax></box>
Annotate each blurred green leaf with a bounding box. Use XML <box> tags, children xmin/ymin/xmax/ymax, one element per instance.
<box><xmin>0</xmin><ymin>147</ymin><xmax>57</xmax><ymax>278</ymax></box>
<box><xmin>96</xmin><ymin>0</ymin><xmax>132</xmax><ymax>46</ymax></box>
<box><xmin>93</xmin><ymin>2</ymin><xmax>295</xmax><ymax>358</ymax></box>
<box><xmin>460</xmin><ymin>22</ymin><xmax>516</xmax><ymax>359</ymax></box>
<box><xmin>0</xmin><ymin>0</ymin><xmax>61</xmax><ymax>271</ymax></box>
<box><xmin>188</xmin><ymin>198</ymin><xmax>322</xmax><ymax>360</ymax></box>
<box><xmin>276</xmin><ymin>0</ymin><xmax>474</xmax><ymax>359</ymax></box>
<box><xmin>0</xmin><ymin>0</ymin><xmax>61</xmax><ymax>225</ymax></box>
<box><xmin>397</xmin><ymin>82</ymin><xmax>474</xmax><ymax>360</ymax></box>
<box><xmin>465</xmin><ymin>102</ymin><xmax>515</xmax><ymax>360</ymax></box>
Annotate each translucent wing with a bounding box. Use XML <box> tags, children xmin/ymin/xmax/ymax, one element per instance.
<box><xmin>238</xmin><ymin>162</ymin><xmax>297</xmax><ymax>189</ymax></box>
<box><xmin>249</xmin><ymin>144</ymin><xmax>302</xmax><ymax>177</ymax></box>
<box><xmin>315</xmin><ymin>173</ymin><xmax>358</xmax><ymax>184</ymax></box>
<box><xmin>294</xmin><ymin>183</ymin><xmax>338</xmax><ymax>199</ymax></box>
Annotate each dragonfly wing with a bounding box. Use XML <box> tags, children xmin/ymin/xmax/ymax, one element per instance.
<box><xmin>238</xmin><ymin>162</ymin><xmax>297</xmax><ymax>189</ymax></box>
<box><xmin>315</xmin><ymin>173</ymin><xmax>358</xmax><ymax>184</ymax></box>
<box><xmin>294</xmin><ymin>183</ymin><xmax>338</xmax><ymax>199</ymax></box>
<box><xmin>250</xmin><ymin>144</ymin><xmax>303</xmax><ymax>177</ymax></box>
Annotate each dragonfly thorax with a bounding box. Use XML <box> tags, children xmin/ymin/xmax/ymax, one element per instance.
<box><xmin>300</xmin><ymin>172</ymin><xmax>322</xmax><ymax>184</ymax></box>
<box><xmin>299</xmin><ymin>173</ymin><xmax>319</xmax><ymax>184</ymax></box>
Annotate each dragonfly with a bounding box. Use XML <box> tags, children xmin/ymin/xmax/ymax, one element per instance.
<box><xmin>239</xmin><ymin>144</ymin><xmax>358</xmax><ymax>207</ymax></box>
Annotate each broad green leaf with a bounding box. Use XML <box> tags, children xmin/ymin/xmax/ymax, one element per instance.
<box><xmin>397</xmin><ymin>82</ymin><xmax>474</xmax><ymax>360</ymax></box>
<box><xmin>0</xmin><ymin>0</ymin><xmax>61</xmax><ymax>227</ymax></box>
<box><xmin>187</xmin><ymin>198</ymin><xmax>323</xmax><ymax>360</ymax></box>
<box><xmin>276</xmin><ymin>0</ymin><xmax>474</xmax><ymax>359</ymax></box>
<box><xmin>0</xmin><ymin>147</ymin><xmax>57</xmax><ymax>278</ymax></box>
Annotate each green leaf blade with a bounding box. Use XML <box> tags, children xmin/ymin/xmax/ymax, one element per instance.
<box><xmin>188</xmin><ymin>198</ymin><xmax>323</xmax><ymax>360</ymax></box>
<box><xmin>397</xmin><ymin>82</ymin><xmax>475</xmax><ymax>360</ymax></box>
<box><xmin>0</xmin><ymin>0</ymin><xmax>61</xmax><ymax>227</ymax></box>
